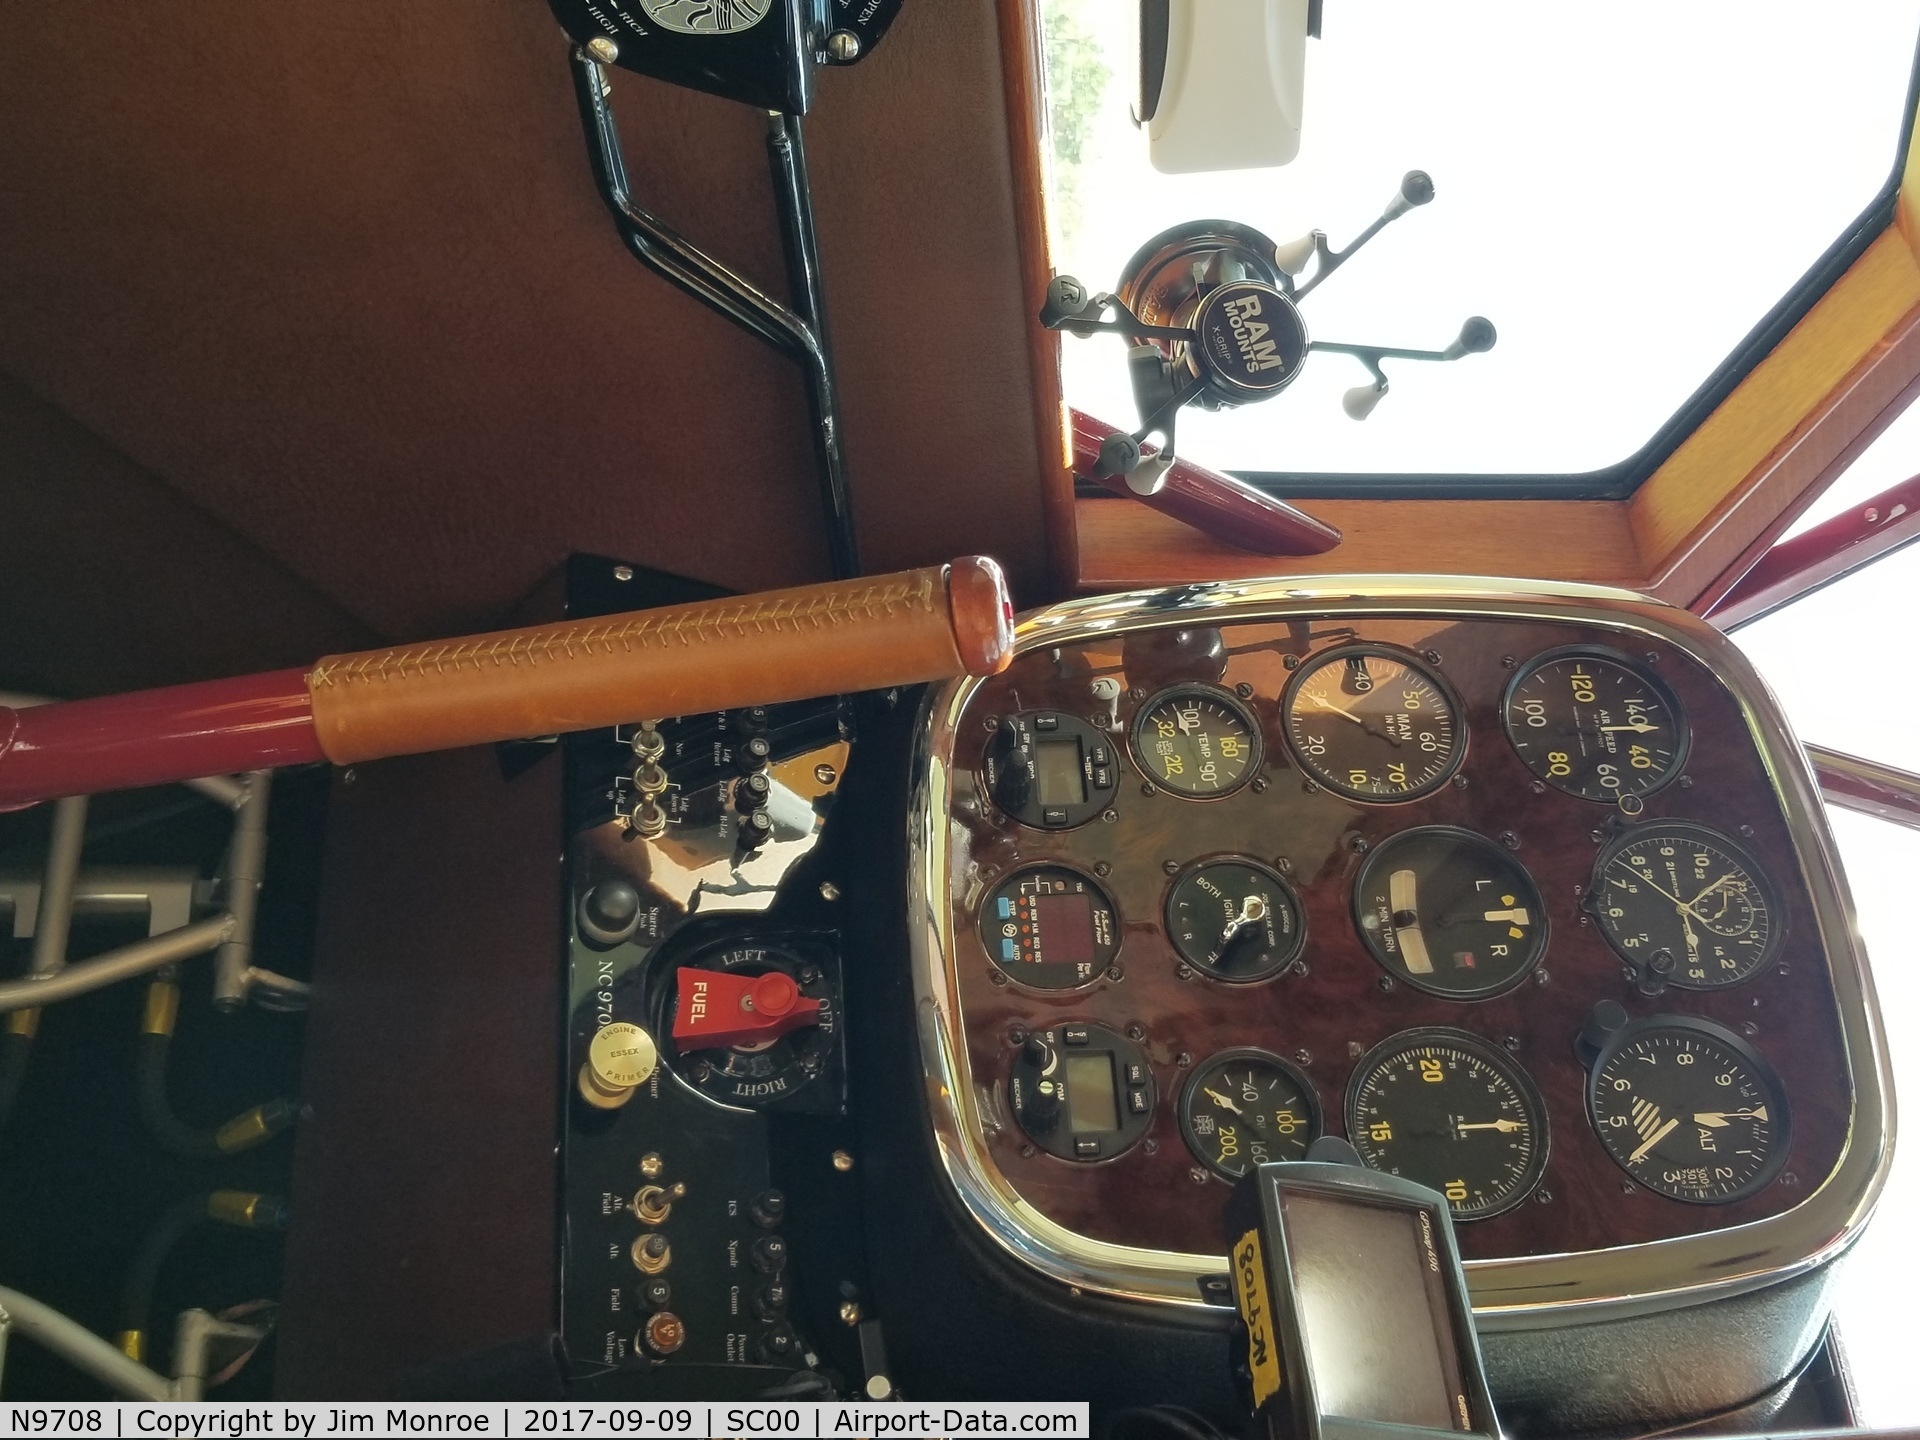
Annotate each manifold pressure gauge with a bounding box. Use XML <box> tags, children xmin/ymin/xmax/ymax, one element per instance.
<box><xmin>1587</xmin><ymin>1015</ymin><xmax>1789</xmax><ymax>1203</ymax></box>
<box><xmin>1283</xmin><ymin>647</ymin><xmax>1464</xmax><ymax>801</ymax></box>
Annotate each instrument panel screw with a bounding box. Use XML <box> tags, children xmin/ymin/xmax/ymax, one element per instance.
<box><xmin>1302</xmin><ymin>780</ymin><xmax>1318</xmax><ymax>794</ymax></box>
<box><xmin>1377</xmin><ymin>976</ymin><xmax>1395</xmax><ymax>994</ymax></box>
<box><xmin>1141</xmin><ymin>782</ymin><xmax>1157</xmax><ymax>797</ymax></box>
<box><xmin>1290</xmin><ymin>962</ymin><xmax>1309</xmax><ymax>979</ymax></box>
<box><xmin>1274</xmin><ymin>856</ymin><xmax>1293</xmax><ymax>875</ymax></box>
<box><xmin>1500</xmin><ymin>655</ymin><xmax>1517</xmax><ymax>669</ymax></box>
<box><xmin>1503</xmin><ymin>1035</ymin><xmax>1521</xmax><ymax>1051</ymax></box>
<box><xmin>1678</xmin><ymin>775</ymin><xmax>1693</xmax><ymax>789</ymax></box>
<box><xmin>1739</xmin><ymin>823</ymin><xmax>1756</xmax><ymax>838</ymax></box>
<box><xmin>831</xmin><ymin>1150</ymin><xmax>855</xmax><ymax>1173</ymax></box>
<box><xmin>1621</xmin><ymin>1181</ymin><xmax>1636</xmax><ymax>1194</ymax></box>
<box><xmin>1250</xmin><ymin>776</ymin><xmax>1269</xmax><ymax>794</ymax></box>
<box><xmin>1130</xmin><ymin>686</ymin><xmax>1148</xmax><ymax>701</ymax></box>
<box><xmin>1189</xmin><ymin>1166</ymin><xmax>1211</xmax><ymax>1184</ymax></box>
<box><xmin>1282</xmin><ymin>655</ymin><xmax>1300</xmax><ymax>670</ymax></box>
<box><xmin>1498</xmin><ymin>830</ymin><xmax>1522</xmax><ymax>850</ymax></box>
<box><xmin>1235</xmin><ymin>682</ymin><xmax>1254</xmax><ymax>699</ymax></box>
<box><xmin>988</xmin><ymin>970</ymin><xmax>1009</xmax><ymax>986</ymax></box>
<box><xmin>1009</xmin><ymin>1025</ymin><xmax>1029</xmax><ymax>1046</ymax></box>
<box><xmin>1591</xmin><ymin>829</ymin><xmax>1608</xmax><ymax>844</ymax></box>
<box><xmin>1534</xmin><ymin>1189</ymin><xmax>1553</xmax><ymax>1205</ymax></box>
<box><xmin>818</xmin><ymin>881</ymin><xmax>840</xmax><ymax>902</ymax></box>
<box><xmin>1093</xmin><ymin>860</ymin><xmax>1111</xmax><ymax>877</ymax></box>
<box><xmin>1777</xmin><ymin>965</ymin><xmax>1791</xmax><ymax>978</ymax></box>
<box><xmin>1346</xmin><ymin>1041</ymin><xmax>1364</xmax><ymax>1059</ymax></box>
<box><xmin>983</xmin><ymin>715</ymin><xmax>999</xmax><ymax>731</ymax></box>
<box><xmin>692</xmin><ymin>1061</ymin><xmax>711</xmax><ymax>1081</ymax></box>
<box><xmin>826</xmin><ymin>29</ymin><xmax>862</xmax><ymax>61</ymax></box>
<box><xmin>1127</xmin><ymin>1023</ymin><xmax>1146</xmax><ymax>1041</ymax></box>
<box><xmin>1143</xmin><ymin>1138</ymin><xmax>1158</xmax><ymax>1156</ymax></box>
<box><xmin>585</xmin><ymin>35</ymin><xmax>620</xmax><ymax>63</ymax></box>
<box><xmin>1022</xmin><ymin>1143</ymin><xmax>1037</xmax><ymax>1158</ymax></box>
<box><xmin>1451</xmin><ymin>774</ymin><xmax>1469</xmax><ymax>789</ymax></box>
<box><xmin>612</xmin><ymin>564</ymin><xmax>634</xmax><ymax>581</ymax></box>
<box><xmin>1646</xmin><ymin>652</ymin><xmax>1661</xmax><ymax>665</ymax></box>
<box><xmin>839</xmin><ymin>1300</ymin><xmax>864</xmax><ymax>1326</ymax></box>
<box><xmin>1422</xmin><ymin>650</ymin><xmax>1443</xmax><ymax>666</ymax></box>
<box><xmin>342</xmin><ymin>768</ymin><xmax>357</xmax><ymax>785</ymax></box>
<box><xmin>1781</xmin><ymin>1172</ymin><xmax>1799</xmax><ymax>1187</ymax></box>
<box><xmin>1534</xmin><ymin>969</ymin><xmax>1551</xmax><ymax>986</ymax></box>
<box><xmin>1348</xmin><ymin>834</ymin><xmax>1370</xmax><ymax>854</ymax></box>
<box><xmin>1176</xmin><ymin>1052</ymin><xmax>1194</xmax><ymax>1068</ymax></box>
<box><xmin>815</xmin><ymin>763</ymin><xmax>838</xmax><ymax>786</ymax></box>
<box><xmin>1106</xmin><ymin>965</ymin><xmax>1124</xmax><ymax>982</ymax></box>
<box><xmin>1741</xmin><ymin>1021</ymin><xmax>1759</xmax><ymax>1036</ymax></box>
<box><xmin>1102</xmin><ymin>809</ymin><xmax>1118</xmax><ymax>823</ymax></box>
<box><xmin>1293</xmin><ymin>1049</ymin><xmax>1312</xmax><ymax>1066</ymax></box>
<box><xmin>640</xmin><ymin>1153</ymin><xmax>664</xmax><ymax>1179</ymax></box>
<box><xmin>1530</xmin><ymin>780</ymin><xmax>1547</xmax><ymax>794</ymax></box>
<box><xmin>1175</xmin><ymin>964</ymin><xmax>1194</xmax><ymax>981</ymax></box>
<box><xmin>1163</xmin><ymin>859</ymin><xmax>1181</xmax><ymax>875</ymax></box>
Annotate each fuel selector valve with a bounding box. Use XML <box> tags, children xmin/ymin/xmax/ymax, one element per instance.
<box><xmin>673</xmin><ymin>968</ymin><xmax>822</xmax><ymax>1051</ymax></box>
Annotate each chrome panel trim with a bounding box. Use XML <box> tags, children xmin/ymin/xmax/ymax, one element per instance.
<box><xmin>906</xmin><ymin>576</ymin><xmax>1894</xmax><ymax>1328</ymax></box>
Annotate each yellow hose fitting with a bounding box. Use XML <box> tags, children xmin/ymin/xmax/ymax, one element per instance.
<box><xmin>207</xmin><ymin>1190</ymin><xmax>265</xmax><ymax>1227</ymax></box>
<box><xmin>141</xmin><ymin>981</ymin><xmax>180</xmax><ymax>1037</ymax></box>
<box><xmin>4</xmin><ymin>1007</ymin><xmax>38</xmax><ymax>1038</ymax></box>
<box><xmin>117</xmin><ymin>1329</ymin><xmax>145</xmax><ymax>1362</ymax></box>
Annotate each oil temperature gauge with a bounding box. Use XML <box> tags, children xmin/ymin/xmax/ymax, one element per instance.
<box><xmin>1131</xmin><ymin>686</ymin><xmax>1261</xmax><ymax>798</ymax></box>
<box><xmin>1180</xmin><ymin>1049</ymin><xmax>1321</xmax><ymax>1178</ymax></box>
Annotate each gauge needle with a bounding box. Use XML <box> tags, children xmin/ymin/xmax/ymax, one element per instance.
<box><xmin>1455</xmin><ymin>1119</ymin><xmax>1523</xmax><ymax>1133</ymax></box>
<box><xmin>1628</xmin><ymin>1117</ymin><xmax>1679</xmax><ymax>1164</ymax></box>
<box><xmin>1600</xmin><ymin>720</ymin><xmax>1659</xmax><ymax>734</ymax></box>
<box><xmin>1693</xmin><ymin>1108</ymin><xmax>1767</xmax><ymax>1127</ymax></box>
<box><xmin>1304</xmin><ymin>693</ymin><xmax>1371</xmax><ymax>730</ymax></box>
<box><xmin>1204</xmin><ymin>1087</ymin><xmax>1243</xmax><ymax>1115</ymax></box>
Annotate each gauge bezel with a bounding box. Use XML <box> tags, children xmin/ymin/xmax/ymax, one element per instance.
<box><xmin>1350</xmin><ymin>826</ymin><xmax>1549</xmax><ymax>1000</ymax></box>
<box><xmin>1280</xmin><ymin>644</ymin><xmax>1467</xmax><ymax>803</ymax></box>
<box><xmin>1589</xmin><ymin>820</ymin><xmax>1783</xmax><ymax>990</ymax></box>
<box><xmin>1164</xmin><ymin>856</ymin><xmax>1306</xmax><ymax>983</ymax></box>
<box><xmin>1178</xmin><ymin>1047</ymin><xmax>1323</xmax><ymax>1178</ymax></box>
<box><xmin>978</xmin><ymin>863</ymin><xmax>1121</xmax><ymax>992</ymax></box>
<box><xmin>1585</xmin><ymin>1014</ymin><xmax>1792</xmax><ymax>1204</ymax></box>
<box><xmin>1343</xmin><ymin>1026</ymin><xmax>1551</xmax><ymax>1220</ymax></box>
<box><xmin>1500</xmin><ymin>644</ymin><xmax>1690</xmax><ymax>803</ymax></box>
<box><xmin>1127</xmin><ymin>683</ymin><xmax>1265</xmax><ymax>800</ymax></box>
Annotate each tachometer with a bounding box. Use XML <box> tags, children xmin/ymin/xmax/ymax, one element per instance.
<box><xmin>1352</xmin><ymin>827</ymin><xmax>1546</xmax><ymax>999</ymax></box>
<box><xmin>1587</xmin><ymin>1016</ymin><xmax>1789</xmax><ymax>1203</ymax></box>
<box><xmin>1345</xmin><ymin>1028</ymin><xmax>1548</xmax><ymax>1219</ymax></box>
<box><xmin>1131</xmin><ymin>686</ymin><xmax>1261</xmax><ymax>798</ymax></box>
<box><xmin>1180</xmin><ymin>1049</ymin><xmax>1321</xmax><ymax>1178</ymax></box>
<box><xmin>1503</xmin><ymin>648</ymin><xmax>1687</xmax><ymax>802</ymax></box>
<box><xmin>1590</xmin><ymin>823</ymin><xmax>1779</xmax><ymax>989</ymax></box>
<box><xmin>1282</xmin><ymin>647</ymin><xmax>1463</xmax><ymax>801</ymax></box>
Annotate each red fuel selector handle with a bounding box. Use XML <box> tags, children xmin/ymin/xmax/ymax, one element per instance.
<box><xmin>672</xmin><ymin>967</ymin><xmax>823</xmax><ymax>1051</ymax></box>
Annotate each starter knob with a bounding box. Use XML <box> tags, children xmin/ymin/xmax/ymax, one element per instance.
<box><xmin>578</xmin><ymin>880</ymin><xmax>642</xmax><ymax>947</ymax></box>
<box><xmin>577</xmin><ymin>1022</ymin><xmax>658</xmax><ymax>1110</ymax></box>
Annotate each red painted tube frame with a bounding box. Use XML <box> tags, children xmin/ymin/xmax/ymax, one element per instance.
<box><xmin>1071</xmin><ymin>408</ymin><xmax>1342</xmax><ymax>557</ymax></box>
<box><xmin>0</xmin><ymin>671</ymin><xmax>320</xmax><ymax>812</ymax></box>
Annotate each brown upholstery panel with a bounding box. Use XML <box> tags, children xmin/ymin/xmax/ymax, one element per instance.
<box><xmin>0</xmin><ymin>372</ymin><xmax>377</xmax><ymax>697</ymax></box>
<box><xmin>0</xmin><ymin>0</ymin><xmax>1049</xmax><ymax>642</ymax></box>
<box><xmin>275</xmin><ymin>748</ymin><xmax>562</xmax><ymax>1398</ymax></box>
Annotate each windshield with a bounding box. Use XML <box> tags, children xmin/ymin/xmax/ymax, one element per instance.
<box><xmin>1044</xmin><ymin>1</ymin><xmax>1920</xmax><ymax>489</ymax></box>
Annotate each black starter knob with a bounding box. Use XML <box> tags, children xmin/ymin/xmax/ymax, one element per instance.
<box><xmin>578</xmin><ymin>880</ymin><xmax>642</xmax><ymax>947</ymax></box>
<box><xmin>749</xmin><ymin>1189</ymin><xmax>786</xmax><ymax>1228</ymax></box>
<box><xmin>750</xmin><ymin>1235</ymin><xmax>788</xmax><ymax>1274</ymax></box>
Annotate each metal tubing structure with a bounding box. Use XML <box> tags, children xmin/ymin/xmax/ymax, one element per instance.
<box><xmin>30</xmin><ymin>795</ymin><xmax>87</xmax><ymax>979</ymax></box>
<box><xmin>0</xmin><ymin>915</ymin><xmax>235</xmax><ymax>1014</ymax></box>
<box><xmin>1808</xmin><ymin>743</ymin><xmax>1920</xmax><ymax>830</ymax></box>
<box><xmin>0</xmin><ymin>1286</ymin><xmax>177</xmax><ymax>1401</ymax></box>
<box><xmin>212</xmin><ymin>772</ymin><xmax>272</xmax><ymax>1011</ymax></box>
<box><xmin>568</xmin><ymin>48</ymin><xmax>860</xmax><ymax>579</ymax></box>
<box><xmin>1707</xmin><ymin>472</ymin><xmax>1920</xmax><ymax>627</ymax></box>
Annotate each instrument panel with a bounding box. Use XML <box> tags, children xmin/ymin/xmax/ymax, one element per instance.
<box><xmin>909</xmin><ymin>578</ymin><xmax>1888</xmax><ymax>1320</ymax></box>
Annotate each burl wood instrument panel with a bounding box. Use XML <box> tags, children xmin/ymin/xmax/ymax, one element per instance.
<box><xmin>934</xmin><ymin>600</ymin><xmax>1852</xmax><ymax>1267</ymax></box>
